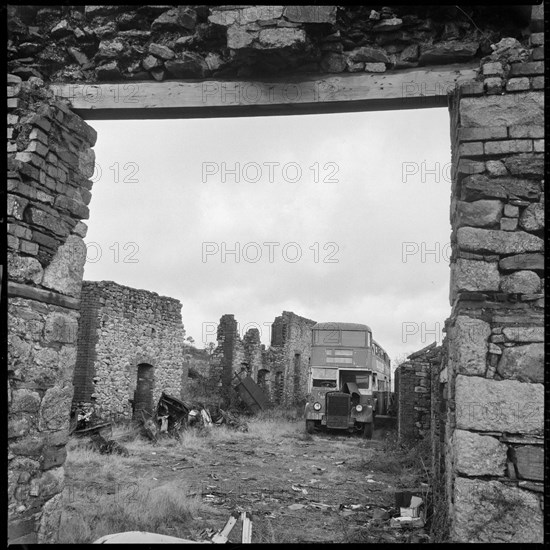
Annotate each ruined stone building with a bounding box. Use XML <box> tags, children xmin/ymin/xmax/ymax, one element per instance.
<box><xmin>73</xmin><ymin>281</ymin><xmax>186</xmax><ymax>420</ymax></box>
<box><xmin>211</xmin><ymin>311</ymin><xmax>316</xmax><ymax>406</ymax></box>
<box><xmin>7</xmin><ymin>3</ymin><xmax>544</xmax><ymax>544</ymax></box>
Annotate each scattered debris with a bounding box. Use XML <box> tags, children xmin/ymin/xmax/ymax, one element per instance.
<box><xmin>89</xmin><ymin>433</ymin><xmax>129</xmax><ymax>457</ymax></box>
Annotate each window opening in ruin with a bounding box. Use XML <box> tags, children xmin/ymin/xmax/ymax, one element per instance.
<box><xmin>133</xmin><ymin>363</ymin><xmax>155</xmax><ymax>418</ymax></box>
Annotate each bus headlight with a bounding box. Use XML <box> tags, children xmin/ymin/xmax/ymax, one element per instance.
<box><xmin>313</xmin><ymin>402</ymin><xmax>322</xmax><ymax>411</ymax></box>
<box><xmin>355</xmin><ymin>404</ymin><xmax>363</xmax><ymax>412</ymax></box>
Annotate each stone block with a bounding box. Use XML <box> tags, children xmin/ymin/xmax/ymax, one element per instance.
<box><xmin>485</xmin><ymin>160</ymin><xmax>508</xmax><ymax>176</ymax></box>
<box><xmin>485</xmin><ymin>139</ymin><xmax>532</xmax><ymax>155</ymax></box>
<box><xmin>497</xmin><ymin>343</ymin><xmax>543</xmax><ymax>383</ymax></box>
<box><xmin>455</xmin><ymin>375</ymin><xmax>543</xmax><ymax>433</ymax></box>
<box><xmin>7</xmin><ymin>195</ymin><xmax>29</xmax><ymax>220</ymax></box>
<box><xmin>500</xmin><ymin>270</ymin><xmax>541</xmax><ymax>294</ymax></box>
<box><xmin>456</xmin><ymin>227</ymin><xmax>543</xmax><ymax>254</ymax></box>
<box><xmin>482</xmin><ymin>62</ymin><xmax>503</xmax><ymax>76</ymax></box>
<box><xmin>448</xmin><ymin>316</ymin><xmax>490</xmax><ymax>376</ymax></box>
<box><xmin>25</xmin><ymin>207</ymin><xmax>70</xmax><ymax>238</ymax></box>
<box><xmin>512</xmin><ymin>445</ymin><xmax>544</xmax><ymax>481</ymax></box>
<box><xmin>533</xmin><ymin>139</ymin><xmax>544</xmax><ymax>152</ymax></box>
<box><xmin>453</xmin><ymin>478</ymin><xmax>543</xmax><ymax>542</ymax></box>
<box><xmin>504</xmin><ymin>154</ymin><xmax>544</xmax><ymax>177</ymax></box>
<box><xmin>283</xmin><ymin>5</ymin><xmax>335</xmax><ymax>23</ymax></box>
<box><xmin>459</xmin><ymin>92</ymin><xmax>544</xmax><ymax>127</ymax></box>
<box><xmin>458</xmin><ymin>127</ymin><xmax>507</xmax><ymax>142</ymax></box>
<box><xmin>509</xmin><ymin>61</ymin><xmax>544</xmax><ymax>76</ymax></box>
<box><xmin>503</xmin><ymin>204</ymin><xmax>519</xmax><ymax>217</ymax></box>
<box><xmin>11</xmin><ymin>389</ymin><xmax>41</xmax><ymax>413</ymax></box>
<box><xmin>531</xmin><ymin>76</ymin><xmax>544</xmax><ymax>89</ymax></box>
<box><xmin>455</xmin><ymin>199</ymin><xmax>502</xmax><ymax>227</ymax></box>
<box><xmin>39</xmin><ymin>386</ymin><xmax>73</xmax><ymax>432</ymax></box>
<box><xmin>453</xmin><ymin>430</ymin><xmax>507</xmax><ymax>476</ymax></box>
<box><xmin>458</xmin><ymin>141</ymin><xmax>484</xmax><ymax>157</ymax></box>
<box><xmin>500</xmin><ymin>217</ymin><xmax>518</xmax><ymax>231</ymax></box>
<box><xmin>460</xmin><ymin>174</ymin><xmax>540</xmax><ymax>201</ymax></box>
<box><xmin>7</xmin><ymin>254</ymin><xmax>43</xmax><ymax>285</ymax></box>
<box><xmin>42</xmin><ymin>235</ymin><xmax>87</xmax><ymax>298</ymax></box>
<box><xmin>499</xmin><ymin>253</ymin><xmax>544</xmax><ymax>271</ymax></box>
<box><xmin>257</xmin><ymin>28</ymin><xmax>305</xmax><ymax>49</ymax></box>
<box><xmin>519</xmin><ymin>203</ymin><xmax>544</xmax><ymax>232</ymax></box>
<box><xmin>505</xmin><ymin>77</ymin><xmax>530</xmax><ymax>92</ymax></box>
<box><xmin>452</xmin><ymin>258</ymin><xmax>500</xmax><ymax>294</ymax></box>
<box><xmin>502</xmin><ymin>327</ymin><xmax>544</xmax><ymax>342</ymax></box>
<box><xmin>530</xmin><ymin>32</ymin><xmax>544</xmax><ymax>46</ymax></box>
<box><xmin>364</xmin><ymin>62</ymin><xmax>386</xmax><ymax>73</ymax></box>
<box><xmin>347</xmin><ymin>46</ymin><xmax>390</xmax><ymax>64</ymax></box>
<box><xmin>508</xmin><ymin>125</ymin><xmax>544</xmax><ymax>139</ymax></box>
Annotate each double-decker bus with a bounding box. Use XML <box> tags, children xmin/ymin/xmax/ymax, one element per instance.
<box><xmin>304</xmin><ymin>322</ymin><xmax>391</xmax><ymax>438</ymax></box>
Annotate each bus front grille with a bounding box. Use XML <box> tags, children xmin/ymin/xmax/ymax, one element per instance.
<box><xmin>326</xmin><ymin>393</ymin><xmax>350</xmax><ymax>429</ymax></box>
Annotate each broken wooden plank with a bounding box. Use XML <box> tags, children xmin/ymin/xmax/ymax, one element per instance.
<box><xmin>241</xmin><ymin>512</ymin><xmax>252</xmax><ymax>544</ymax></box>
<box><xmin>49</xmin><ymin>63</ymin><xmax>478</xmax><ymax>120</ymax></box>
<box><xmin>211</xmin><ymin>513</ymin><xmax>238</xmax><ymax>543</ymax></box>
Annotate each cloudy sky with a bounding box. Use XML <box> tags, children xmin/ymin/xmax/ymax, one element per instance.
<box><xmin>83</xmin><ymin>106</ymin><xmax>452</xmax><ymax>365</ymax></box>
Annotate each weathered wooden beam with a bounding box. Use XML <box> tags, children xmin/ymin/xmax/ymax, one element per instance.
<box><xmin>49</xmin><ymin>63</ymin><xmax>478</xmax><ymax>120</ymax></box>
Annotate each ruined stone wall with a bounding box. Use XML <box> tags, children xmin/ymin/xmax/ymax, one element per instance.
<box><xmin>8</xmin><ymin>5</ymin><xmax>529</xmax><ymax>82</ymax></box>
<box><xmin>7</xmin><ymin>77</ymin><xmax>96</xmax><ymax>544</ymax></box>
<box><xmin>211</xmin><ymin>311</ymin><xmax>315</xmax><ymax>406</ymax></box>
<box><xmin>268</xmin><ymin>311</ymin><xmax>317</xmax><ymax>406</ymax></box>
<box><xmin>395</xmin><ymin>343</ymin><xmax>441</xmax><ymax>442</ymax></box>
<box><xmin>444</xmin><ymin>16</ymin><xmax>544</xmax><ymax>542</ymax></box>
<box><xmin>74</xmin><ymin>280</ymin><xmax>186</xmax><ymax>419</ymax></box>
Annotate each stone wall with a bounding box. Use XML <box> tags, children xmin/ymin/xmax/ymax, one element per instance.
<box><xmin>395</xmin><ymin>342</ymin><xmax>441</xmax><ymax>442</ymax></box>
<box><xmin>7</xmin><ymin>76</ymin><xmax>96</xmax><ymax>543</ymax></box>
<box><xmin>444</xmin><ymin>19</ymin><xmax>544</xmax><ymax>543</ymax></box>
<box><xmin>210</xmin><ymin>311</ymin><xmax>316</xmax><ymax>407</ymax></box>
<box><xmin>264</xmin><ymin>311</ymin><xmax>317</xmax><ymax>406</ymax></box>
<box><xmin>8</xmin><ymin>5</ymin><xmax>530</xmax><ymax>82</ymax></box>
<box><xmin>73</xmin><ymin>280</ymin><xmax>186</xmax><ymax>419</ymax></box>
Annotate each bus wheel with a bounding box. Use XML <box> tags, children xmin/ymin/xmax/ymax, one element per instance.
<box><xmin>362</xmin><ymin>422</ymin><xmax>373</xmax><ymax>439</ymax></box>
<box><xmin>306</xmin><ymin>420</ymin><xmax>316</xmax><ymax>434</ymax></box>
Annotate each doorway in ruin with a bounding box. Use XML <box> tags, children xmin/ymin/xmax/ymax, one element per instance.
<box><xmin>133</xmin><ymin>363</ymin><xmax>155</xmax><ymax>418</ymax></box>
<box><xmin>274</xmin><ymin>371</ymin><xmax>283</xmax><ymax>404</ymax></box>
<box><xmin>257</xmin><ymin>369</ymin><xmax>269</xmax><ymax>396</ymax></box>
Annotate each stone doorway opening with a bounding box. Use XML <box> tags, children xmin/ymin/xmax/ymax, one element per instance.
<box><xmin>133</xmin><ymin>363</ymin><xmax>155</xmax><ymax>418</ymax></box>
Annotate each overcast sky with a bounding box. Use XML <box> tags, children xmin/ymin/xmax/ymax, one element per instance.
<box><xmin>83</xmin><ymin>107</ymin><xmax>452</xmax><ymax>365</ymax></box>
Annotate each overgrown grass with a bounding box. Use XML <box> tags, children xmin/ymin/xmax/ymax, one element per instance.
<box><xmin>57</xmin><ymin>480</ymin><xmax>207</xmax><ymax>543</ymax></box>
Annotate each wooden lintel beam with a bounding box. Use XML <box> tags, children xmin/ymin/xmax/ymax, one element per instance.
<box><xmin>49</xmin><ymin>63</ymin><xmax>478</xmax><ymax>120</ymax></box>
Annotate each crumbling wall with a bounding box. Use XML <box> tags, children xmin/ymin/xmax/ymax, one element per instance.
<box><xmin>395</xmin><ymin>342</ymin><xmax>441</xmax><ymax>442</ymax></box>
<box><xmin>444</xmin><ymin>12</ymin><xmax>544</xmax><ymax>542</ymax></box>
<box><xmin>265</xmin><ymin>311</ymin><xmax>317</xmax><ymax>406</ymax></box>
<box><xmin>7</xmin><ymin>5</ymin><xmax>530</xmax><ymax>82</ymax></box>
<box><xmin>7</xmin><ymin>77</ymin><xmax>96</xmax><ymax>544</ymax></box>
<box><xmin>73</xmin><ymin>280</ymin><xmax>186</xmax><ymax>419</ymax></box>
<box><xmin>211</xmin><ymin>311</ymin><xmax>315</xmax><ymax>406</ymax></box>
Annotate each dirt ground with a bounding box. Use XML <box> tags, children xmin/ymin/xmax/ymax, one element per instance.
<box><xmin>60</xmin><ymin>415</ymin><xmax>431</xmax><ymax>543</ymax></box>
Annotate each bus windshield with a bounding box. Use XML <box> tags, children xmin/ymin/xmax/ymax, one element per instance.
<box><xmin>340</xmin><ymin>371</ymin><xmax>370</xmax><ymax>394</ymax></box>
